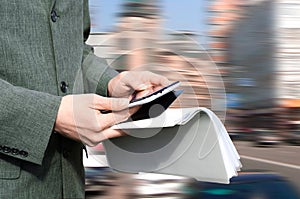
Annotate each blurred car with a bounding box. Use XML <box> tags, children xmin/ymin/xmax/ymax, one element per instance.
<box><xmin>184</xmin><ymin>171</ymin><xmax>300</xmax><ymax>199</ymax></box>
<box><xmin>131</xmin><ymin>172</ymin><xmax>192</xmax><ymax>198</ymax></box>
<box><xmin>283</xmin><ymin>121</ymin><xmax>300</xmax><ymax>145</ymax></box>
<box><xmin>85</xmin><ymin>167</ymin><xmax>192</xmax><ymax>199</ymax></box>
<box><xmin>286</xmin><ymin>130</ymin><xmax>300</xmax><ymax>145</ymax></box>
<box><xmin>85</xmin><ymin>167</ymin><xmax>116</xmax><ymax>197</ymax></box>
<box><xmin>228</xmin><ymin>128</ymin><xmax>254</xmax><ymax>141</ymax></box>
<box><xmin>228</xmin><ymin>129</ymin><xmax>243</xmax><ymax>141</ymax></box>
<box><xmin>253</xmin><ymin>129</ymin><xmax>283</xmax><ymax>146</ymax></box>
<box><xmin>85</xmin><ymin>167</ymin><xmax>300</xmax><ymax>199</ymax></box>
<box><xmin>283</xmin><ymin>126</ymin><xmax>300</xmax><ymax>145</ymax></box>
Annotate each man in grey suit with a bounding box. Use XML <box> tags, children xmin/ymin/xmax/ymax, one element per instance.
<box><xmin>0</xmin><ymin>0</ymin><xmax>169</xmax><ymax>198</ymax></box>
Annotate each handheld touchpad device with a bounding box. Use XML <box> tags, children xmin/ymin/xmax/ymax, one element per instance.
<box><xmin>127</xmin><ymin>81</ymin><xmax>183</xmax><ymax>121</ymax></box>
<box><xmin>128</xmin><ymin>81</ymin><xmax>181</xmax><ymax>108</ymax></box>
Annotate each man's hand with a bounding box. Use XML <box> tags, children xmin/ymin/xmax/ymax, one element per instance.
<box><xmin>108</xmin><ymin>71</ymin><xmax>171</xmax><ymax>100</ymax></box>
<box><xmin>54</xmin><ymin>71</ymin><xmax>170</xmax><ymax>145</ymax></box>
<box><xmin>54</xmin><ymin>94</ymin><xmax>136</xmax><ymax>146</ymax></box>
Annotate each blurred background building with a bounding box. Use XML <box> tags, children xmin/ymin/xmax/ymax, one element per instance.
<box><xmin>85</xmin><ymin>1</ymin><xmax>300</xmax><ymax>197</ymax></box>
<box><xmin>87</xmin><ymin>0</ymin><xmax>300</xmax><ymax>132</ymax></box>
<box><xmin>87</xmin><ymin>0</ymin><xmax>226</xmax><ymax>119</ymax></box>
<box><xmin>206</xmin><ymin>0</ymin><xmax>300</xmax><ymax>132</ymax></box>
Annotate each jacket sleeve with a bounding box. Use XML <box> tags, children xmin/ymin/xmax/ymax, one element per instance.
<box><xmin>81</xmin><ymin>0</ymin><xmax>118</xmax><ymax>96</ymax></box>
<box><xmin>0</xmin><ymin>79</ymin><xmax>61</xmax><ymax>165</ymax></box>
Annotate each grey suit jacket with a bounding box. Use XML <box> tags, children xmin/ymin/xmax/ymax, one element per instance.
<box><xmin>0</xmin><ymin>0</ymin><xmax>117</xmax><ymax>198</ymax></box>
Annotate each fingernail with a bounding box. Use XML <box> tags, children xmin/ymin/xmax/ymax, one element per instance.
<box><xmin>137</xmin><ymin>84</ymin><xmax>152</xmax><ymax>91</ymax></box>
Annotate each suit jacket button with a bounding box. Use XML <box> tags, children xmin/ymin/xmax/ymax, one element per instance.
<box><xmin>60</xmin><ymin>81</ymin><xmax>68</xmax><ymax>93</ymax></box>
<box><xmin>50</xmin><ymin>10</ymin><xmax>58</xmax><ymax>22</ymax></box>
<box><xmin>11</xmin><ymin>148</ymin><xmax>19</xmax><ymax>155</ymax></box>
<box><xmin>3</xmin><ymin>146</ymin><xmax>11</xmax><ymax>153</ymax></box>
<box><xmin>19</xmin><ymin>150</ymin><xmax>28</xmax><ymax>157</ymax></box>
<box><xmin>63</xmin><ymin>149</ymin><xmax>70</xmax><ymax>158</ymax></box>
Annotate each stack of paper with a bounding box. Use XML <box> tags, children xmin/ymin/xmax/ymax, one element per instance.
<box><xmin>103</xmin><ymin>107</ymin><xmax>242</xmax><ymax>184</ymax></box>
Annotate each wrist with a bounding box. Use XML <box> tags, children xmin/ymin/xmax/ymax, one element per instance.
<box><xmin>107</xmin><ymin>71</ymin><xmax>126</xmax><ymax>97</ymax></box>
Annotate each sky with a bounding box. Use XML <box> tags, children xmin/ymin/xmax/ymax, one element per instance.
<box><xmin>89</xmin><ymin>0</ymin><xmax>207</xmax><ymax>42</ymax></box>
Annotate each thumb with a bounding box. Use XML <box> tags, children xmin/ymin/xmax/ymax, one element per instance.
<box><xmin>93</xmin><ymin>95</ymin><xmax>129</xmax><ymax>111</ymax></box>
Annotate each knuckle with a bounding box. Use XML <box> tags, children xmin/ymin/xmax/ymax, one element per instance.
<box><xmin>120</xmin><ymin>71</ymin><xmax>128</xmax><ymax>77</ymax></box>
<box><xmin>83</xmin><ymin>134</ymin><xmax>97</xmax><ymax>147</ymax></box>
<box><xmin>86</xmin><ymin>133</ymin><xmax>102</xmax><ymax>147</ymax></box>
<box><xmin>97</xmin><ymin>123</ymin><xmax>105</xmax><ymax>132</ymax></box>
<box><xmin>85</xmin><ymin>140</ymin><xmax>97</xmax><ymax>147</ymax></box>
<box><xmin>93</xmin><ymin>95</ymin><xmax>103</xmax><ymax>104</ymax></box>
<box><xmin>119</xmin><ymin>111</ymin><xmax>130</xmax><ymax>122</ymax></box>
<box><xmin>91</xmin><ymin>120</ymin><xmax>104</xmax><ymax>132</ymax></box>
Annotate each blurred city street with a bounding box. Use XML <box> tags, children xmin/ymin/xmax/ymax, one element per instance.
<box><xmin>86</xmin><ymin>0</ymin><xmax>300</xmax><ymax>198</ymax></box>
<box><xmin>234</xmin><ymin>140</ymin><xmax>300</xmax><ymax>191</ymax></box>
<box><xmin>85</xmin><ymin>140</ymin><xmax>300</xmax><ymax>199</ymax></box>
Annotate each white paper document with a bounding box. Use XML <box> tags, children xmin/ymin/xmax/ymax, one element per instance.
<box><xmin>105</xmin><ymin>107</ymin><xmax>242</xmax><ymax>184</ymax></box>
<box><xmin>112</xmin><ymin>107</ymin><xmax>207</xmax><ymax>129</ymax></box>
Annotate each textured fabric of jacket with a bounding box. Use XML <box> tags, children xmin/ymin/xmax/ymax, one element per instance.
<box><xmin>0</xmin><ymin>0</ymin><xmax>117</xmax><ymax>198</ymax></box>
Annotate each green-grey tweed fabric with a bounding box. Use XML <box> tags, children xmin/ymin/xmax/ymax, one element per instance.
<box><xmin>0</xmin><ymin>0</ymin><xmax>117</xmax><ymax>198</ymax></box>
